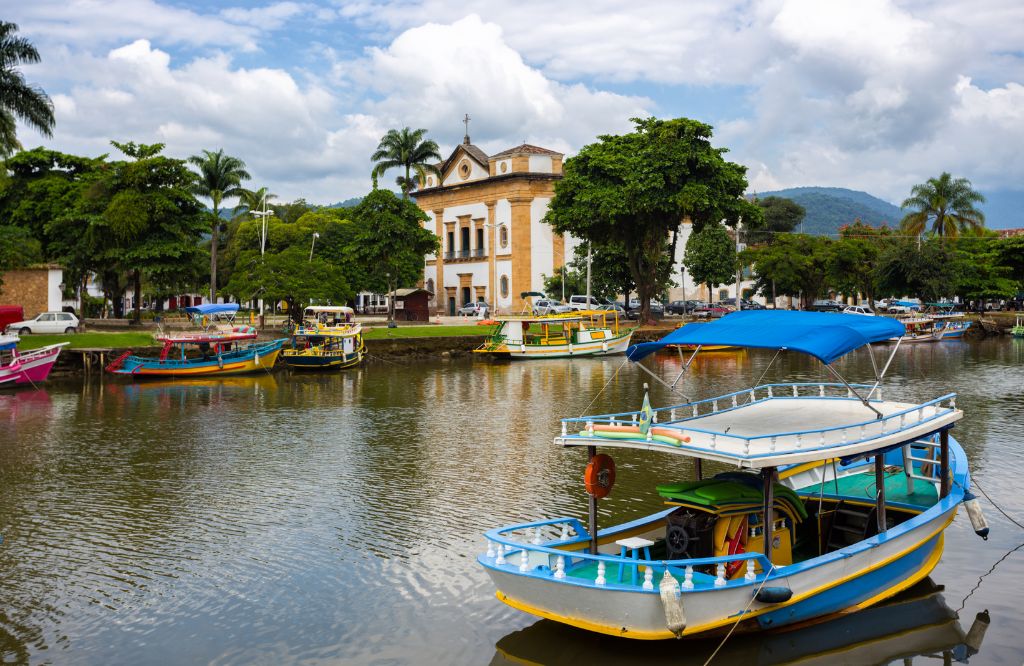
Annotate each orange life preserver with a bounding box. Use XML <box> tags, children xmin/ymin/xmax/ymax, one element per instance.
<box><xmin>584</xmin><ymin>454</ymin><xmax>616</xmax><ymax>498</ymax></box>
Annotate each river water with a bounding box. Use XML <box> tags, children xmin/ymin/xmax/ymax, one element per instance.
<box><xmin>1</xmin><ymin>338</ymin><xmax>1022</xmax><ymax>665</ymax></box>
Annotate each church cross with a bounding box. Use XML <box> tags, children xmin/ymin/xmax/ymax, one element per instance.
<box><xmin>462</xmin><ymin>113</ymin><xmax>471</xmax><ymax>144</ymax></box>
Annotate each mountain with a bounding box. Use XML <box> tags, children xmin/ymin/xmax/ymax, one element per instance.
<box><xmin>754</xmin><ymin>187</ymin><xmax>903</xmax><ymax>236</ymax></box>
<box><xmin>323</xmin><ymin>197</ymin><xmax>363</xmax><ymax>209</ymax></box>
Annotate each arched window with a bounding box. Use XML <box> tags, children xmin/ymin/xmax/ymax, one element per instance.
<box><xmin>500</xmin><ymin>275</ymin><xmax>509</xmax><ymax>298</ymax></box>
<box><xmin>499</xmin><ymin>225</ymin><xmax>509</xmax><ymax>248</ymax></box>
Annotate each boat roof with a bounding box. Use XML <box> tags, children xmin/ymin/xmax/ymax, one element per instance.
<box><xmin>557</xmin><ymin>390</ymin><xmax>962</xmax><ymax>468</ymax></box>
<box><xmin>184</xmin><ymin>303</ymin><xmax>239</xmax><ymax>316</ymax></box>
<box><xmin>494</xmin><ymin>314</ymin><xmax>588</xmax><ymax>323</ymax></box>
<box><xmin>0</xmin><ymin>334</ymin><xmax>18</xmax><ymax>351</ymax></box>
<box><xmin>155</xmin><ymin>329</ymin><xmax>257</xmax><ymax>344</ymax></box>
<box><xmin>304</xmin><ymin>305</ymin><xmax>354</xmax><ymax>314</ymax></box>
<box><xmin>628</xmin><ymin>311</ymin><xmax>905</xmax><ymax>364</ymax></box>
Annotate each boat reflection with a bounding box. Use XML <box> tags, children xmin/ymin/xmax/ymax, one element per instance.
<box><xmin>491</xmin><ymin>579</ymin><xmax>989</xmax><ymax>666</ymax></box>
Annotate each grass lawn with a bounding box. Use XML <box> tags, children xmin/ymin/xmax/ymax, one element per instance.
<box><xmin>363</xmin><ymin>324</ymin><xmax>492</xmax><ymax>340</ymax></box>
<box><xmin>13</xmin><ymin>332</ymin><xmax>158</xmax><ymax>350</ymax></box>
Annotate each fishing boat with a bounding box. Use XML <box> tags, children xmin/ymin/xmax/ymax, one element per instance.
<box><xmin>1012</xmin><ymin>316</ymin><xmax>1024</xmax><ymax>338</ymax></box>
<box><xmin>282</xmin><ymin>306</ymin><xmax>365</xmax><ymax>370</ymax></box>
<box><xmin>479</xmin><ymin>311</ymin><xmax>988</xmax><ymax>640</ymax></box>
<box><xmin>927</xmin><ymin>303</ymin><xmax>971</xmax><ymax>339</ymax></box>
<box><xmin>0</xmin><ymin>334</ymin><xmax>68</xmax><ymax>387</ymax></box>
<box><xmin>106</xmin><ymin>304</ymin><xmax>284</xmax><ymax>377</ymax></box>
<box><xmin>475</xmin><ymin>311</ymin><xmax>633</xmax><ymax>359</ymax></box>
<box><xmin>890</xmin><ymin>316</ymin><xmax>943</xmax><ymax>343</ymax></box>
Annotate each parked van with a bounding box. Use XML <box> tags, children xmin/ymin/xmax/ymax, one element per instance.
<box><xmin>567</xmin><ymin>295</ymin><xmax>603</xmax><ymax>311</ymax></box>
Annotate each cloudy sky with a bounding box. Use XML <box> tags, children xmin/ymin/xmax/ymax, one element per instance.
<box><xmin>8</xmin><ymin>0</ymin><xmax>1024</xmax><ymax>224</ymax></box>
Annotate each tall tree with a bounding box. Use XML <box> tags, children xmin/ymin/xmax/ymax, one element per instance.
<box><xmin>370</xmin><ymin>127</ymin><xmax>442</xmax><ymax>198</ymax></box>
<box><xmin>0</xmin><ymin>21</ymin><xmax>55</xmax><ymax>156</ymax></box>
<box><xmin>747</xmin><ymin>196</ymin><xmax>806</xmax><ymax>244</ymax></box>
<box><xmin>188</xmin><ymin>148</ymin><xmax>250</xmax><ymax>300</ymax></box>
<box><xmin>875</xmin><ymin>237</ymin><xmax>958</xmax><ymax>303</ymax></box>
<box><xmin>546</xmin><ymin>117</ymin><xmax>760</xmax><ymax>322</ymax></box>
<box><xmin>684</xmin><ymin>223</ymin><xmax>737</xmax><ymax>299</ymax></box>
<box><xmin>826</xmin><ymin>221</ymin><xmax>890</xmax><ymax>305</ymax></box>
<box><xmin>900</xmin><ymin>172</ymin><xmax>985</xmax><ymax>238</ymax></box>
<box><xmin>348</xmin><ymin>189</ymin><xmax>437</xmax><ymax>323</ymax></box>
<box><xmin>744</xmin><ymin>234</ymin><xmax>831</xmax><ymax>308</ymax></box>
<box><xmin>102</xmin><ymin>141</ymin><xmax>207</xmax><ymax>322</ymax></box>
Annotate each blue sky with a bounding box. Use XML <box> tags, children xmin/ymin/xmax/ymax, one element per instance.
<box><xmin>9</xmin><ymin>0</ymin><xmax>1024</xmax><ymax>227</ymax></box>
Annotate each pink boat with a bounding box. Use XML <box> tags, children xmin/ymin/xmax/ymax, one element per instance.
<box><xmin>0</xmin><ymin>335</ymin><xmax>68</xmax><ymax>387</ymax></box>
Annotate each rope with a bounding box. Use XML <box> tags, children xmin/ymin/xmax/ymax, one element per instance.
<box><xmin>701</xmin><ymin>563</ymin><xmax>776</xmax><ymax>666</ymax></box>
<box><xmin>577</xmin><ymin>357</ymin><xmax>630</xmax><ymax>418</ymax></box>
<box><xmin>971</xmin><ymin>477</ymin><xmax>1024</xmax><ymax>531</ymax></box>
<box><xmin>954</xmin><ymin>477</ymin><xmax>1024</xmax><ymax>612</ymax></box>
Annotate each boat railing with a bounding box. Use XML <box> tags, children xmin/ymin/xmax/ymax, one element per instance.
<box><xmin>559</xmin><ymin>383</ymin><xmax>958</xmax><ymax>455</ymax></box>
<box><xmin>483</xmin><ymin>517</ymin><xmax>774</xmax><ymax>591</ymax></box>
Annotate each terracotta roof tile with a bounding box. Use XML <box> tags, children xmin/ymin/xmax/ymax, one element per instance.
<box><xmin>490</xmin><ymin>144</ymin><xmax>562</xmax><ymax>158</ymax></box>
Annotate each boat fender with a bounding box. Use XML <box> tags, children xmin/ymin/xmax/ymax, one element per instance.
<box><xmin>962</xmin><ymin>491</ymin><xmax>990</xmax><ymax>540</ymax></box>
<box><xmin>658</xmin><ymin>568</ymin><xmax>686</xmax><ymax>638</ymax></box>
<box><xmin>754</xmin><ymin>587</ymin><xmax>792</xmax><ymax>604</ymax></box>
<box><xmin>964</xmin><ymin>609</ymin><xmax>990</xmax><ymax>655</ymax></box>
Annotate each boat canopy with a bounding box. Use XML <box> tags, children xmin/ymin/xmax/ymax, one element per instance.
<box><xmin>627</xmin><ymin>311</ymin><xmax>905</xmax><ymax>364</ymax></box>
<box><xmin>304</xmin><ymin>305</ymin><xmax>354</xmax><ymax>314</ymax></box>
<box><xmin>184</xmin><ymin>303</ymin><xmax>240</xmax><ymax>316</ymax></box>
<box><xmin>0</xmin><ymin>334</ymin><xmax>18</xmax><ymax>351</ymax></box>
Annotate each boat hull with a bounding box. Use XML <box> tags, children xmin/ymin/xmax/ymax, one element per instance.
<box><xmin>481</xmin><ymin>331</ymin><xmax>634</xmax><ymax>359</ymax></box>
<box><xmin>0</xmin><ymin>344</ymin><xmax>65</xmax><ymax>387</ymax></box>
<box><xmin>110</xmin><ymin>340</ymin><xmax>285</xmax><ymax>377</ymax></box>
<box><xmin>281</xmin><ymin>351</ymin><xmax>363</xmax><ymax>370</ymax></box>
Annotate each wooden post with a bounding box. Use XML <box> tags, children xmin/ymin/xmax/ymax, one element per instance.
<box><xmin>694</xmin><ymin>458</ymin><xmax>703</xmax><ymax>481</ymax></box>
<box><xmin>762</xmin><ymin>467</ymin><xmax>775</xmax><ymax>563</ymax></box>
<box><xmin>587</xmin><ymin>445</ymin><xmax>599</xmax><ymax>555</ymax></box>
<box><xmin>940</xmin><ymin>429</ymin><xmax>950</xmax><ymax>499</ymax></box>
<box><xmin>875</xmin><ymin>454</ymin><xmax>887</xmax><ymax>533</ymax></box>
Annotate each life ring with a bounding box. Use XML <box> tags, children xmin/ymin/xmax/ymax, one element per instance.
<box><xmin>584</xmin><ymin>454</ymin><xmax>616</xmax><ymax>498</ymax></box>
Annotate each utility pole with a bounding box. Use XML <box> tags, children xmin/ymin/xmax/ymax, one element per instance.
<box><xmin>585</xmin><ymin>243</ymin><xmax>592</xmax><ymax>308</ymax></box>
<box><xmin>735</xmin><ymin>218</ymin><xmax>743</xmax><ymax>312</ymax></box>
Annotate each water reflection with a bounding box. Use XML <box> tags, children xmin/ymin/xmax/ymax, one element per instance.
<box><xmin>491</xmin><ymin>579</ymin><xmax>990</xmax><ymax>666</ymax></box>
<box><xmin>0</xmin><ymin>338</ymin><xmax>1020</xmax><ymax>663</ymax></box>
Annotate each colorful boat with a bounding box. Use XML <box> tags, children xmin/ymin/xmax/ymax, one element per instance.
<box><xmin>282</xmin><ymin>306</ymin><xmax>365</xmax><ymax>370</ymax></box>
<box><xmin>0</xmin><ymin>334</ymin><xmax>68</xmax><ymax>387</ymax></box>
<box><xmin>106</xmin><ymin>305</ymin><xmax>285</xmax><ymax>377</ymax></box>
<box><xmin>890</xmin><ymin>316</ymin><xmax>942</xmax><ymax>343</ymax></box>
<box><xmin>926</xmin><ymin>303</ymin><xmax>971</xmax><ymax>339</ymax></box>
<box><xmin>475</xmin><ymin>311</ymin><xmax>633</xmax><ymax>359</ymax></box>
<box><xmin>479</xmin><ymin>311</ymin><xmax>987</xmax><ymax>640</ymax></box>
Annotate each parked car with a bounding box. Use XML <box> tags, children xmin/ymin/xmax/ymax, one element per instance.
<box><xmin>567</xmin><ymin>295</ymin><xmax>604</xmax><ymax>311</ymax></box>
<box><xmin>693</xmin><ymin>305</ymin><xmax>731</xmax><ymax>319</ymax></box>
<box><xmin>595</xmin><ymin>303</ymin><xmax>629</xmax><ymax>320</ymax></box>
<box><xmin>5</xmin><ymin>311</ymin><xmax>79</xmax><ymax>334</ymax></box>
<box><xmin>457</xmin><ymin>301</ymin><xmax>490</xmax><ymax>317</ymax></box>
<box><xmin>809</xmin><ymin>299</ymin><xmax>844</xmax><ymax>312</ymax></box>
<box><xmin>842</xmin><ymin>305</ymin><xmax>875</xmax><ymax>316</ymax></box>
<box><xmin>626</xmin><ymin>298</ymin><xmax>665</xmax><ymax>315</ymax></box>
<box><xmin>717</xmin><ymin>297</ymin><xmax>765</xmax><ymax>310</ymax></box>
<box><xmin>666</xmin><ymin>300</ymin><xmax>706</xmax><ymax>315</ymax></box>
<box><xmin>532</xmin><ymin>299</ymin><xmax>572</xmax><ymax>316</ymax></box>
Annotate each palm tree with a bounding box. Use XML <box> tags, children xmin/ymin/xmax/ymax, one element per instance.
<box><xmin>370</xmin><ymin>127</ymin><xmax>442</xmax><ymax>198</ymax></box>
<box><xmin>0</xmin><ymin>21</ymin><xmax>56</xmax><ymax>156</ymax></box>
<box><xmin>188</xmin><ymin>149</ymin><xmax>250</xmax><ymax>300</ymax></box>
<box><xmin>900</xmin><ymin>172</ymin><xmax>986</xmax><ymax>238</ymax></box>
<box><xmin>234</xmin><ymin>186</ymin><xmax>277</xmax><ymax>219</ymax></box>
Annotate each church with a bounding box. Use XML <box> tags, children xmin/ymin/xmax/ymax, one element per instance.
<box><xmin>411</xmin><ymin>129</ymin><xmax>578</xmax><ymax>315</ymax></box>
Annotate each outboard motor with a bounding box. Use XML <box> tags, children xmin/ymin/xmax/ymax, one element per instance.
<box><xmin>963</xmin><ymin>490</ymin><xmax>990</xmax><ymax>540</ymax></box>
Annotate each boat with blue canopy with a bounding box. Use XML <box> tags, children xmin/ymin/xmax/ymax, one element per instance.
<box><xmin>479</xmin><ymin>310</ymin><xmax>988</xmax><ymax>640</ymax></box>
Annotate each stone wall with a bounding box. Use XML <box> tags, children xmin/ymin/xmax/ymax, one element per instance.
<box><xmin>0</xmin><ymin>269</ymin><xmax>50</xmax><ymax>318</ymax></box>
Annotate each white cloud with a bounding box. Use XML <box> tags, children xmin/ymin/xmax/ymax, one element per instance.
<box><xmin>220</xmin><ymin>3</ymin><xmax>311</xmax><ymax>29</ymax></box>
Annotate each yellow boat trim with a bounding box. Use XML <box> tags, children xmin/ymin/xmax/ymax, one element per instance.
<box><xmin>496</xmin><ymin>511</ymin><xmax>953</xmax><ymax>640</ymax></box>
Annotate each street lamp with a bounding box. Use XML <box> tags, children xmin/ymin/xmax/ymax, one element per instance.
<box><xmin>309</xmin><ymin>232</ymin><xmax>320</xmax><ymax>261</ymax></box>
<box><xmin>252</xmin><ymin>192</ymin><xmax>274</xmax><ymax>256</ymax></box>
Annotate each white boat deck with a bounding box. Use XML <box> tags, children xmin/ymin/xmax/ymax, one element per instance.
<box><xmin>558</xmin><ymin>387</ymin><xmax>961</xmax><ymax>468</ymax></box>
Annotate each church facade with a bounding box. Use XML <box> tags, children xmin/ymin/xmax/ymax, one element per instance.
<box><xmin>410</xmin><ymin>137</ymin><xmax>578</xmax><ymax>315</ymax></box>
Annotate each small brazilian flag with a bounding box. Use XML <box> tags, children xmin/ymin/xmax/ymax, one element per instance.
<box><xmin>638</xmin><ymin>389</ymin><xmax>653</xmax><ymax>436</ymax></box>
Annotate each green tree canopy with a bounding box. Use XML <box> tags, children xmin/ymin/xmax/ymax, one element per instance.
<box><xmin>370</xmin><ymin>127</ymin><xmax>442</xmax><ymax>198</ymax></box>
<box><xmin>743</xmin><ymin>233</ymin><xmax>831</xmax><ymax>308</ymax></box>
<box><xmin>875</xmin><ymin>237</ymin><xmax>958</xmax><ymax>302</ymax></box>
<box><xmin>952</xmin><ymin>234</ymin><xmax>1018</xmax><ymax>301</ymax></box>
<box><xmin>0</xmin><ymin>22</ymin><xmax>55</xmax><ymax>156</ymax></box>
<box><xmin>900</xmin><ymin>172</ymin><xmax>985</xmax><ymax>238</ymax></box>
<box><xmin>747</xmin><ymin>196</ymin><xmax>805</xmax><ymax>243</ymax></box>
<box><xmin>188</xmin><ymin>148</ymin><xmax>250</xmax><ymax>300</ymax></box>
<box><xmin>826</xmin><ymin>221</ymin><xmax>890</xmax><ymax>304</ymax></box>
<box><xmin>348</xmin><ymin>189</ymin><xmax>437</xmax><ymax>322</ymax></box>
<box><xmin>546</xmin><ymin>117</ymin><xmax>760</xmax><ymax>321</ymax></box>
<box><xmin>684</xmin><ymin>223</ymin><xmax>736</xmax><ymax>295</ymax></box>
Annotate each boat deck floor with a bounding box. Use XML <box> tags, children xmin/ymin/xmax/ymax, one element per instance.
<box><xmin>799</xmin><ymin>470</ymin><xmax>938</xmax><ymax>507</ymax></box>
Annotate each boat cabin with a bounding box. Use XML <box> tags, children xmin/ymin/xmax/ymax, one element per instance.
<box><xmin>303</xmin><ymin>305</ymin><xmax>354</xmax><ymax>327</ymax></box>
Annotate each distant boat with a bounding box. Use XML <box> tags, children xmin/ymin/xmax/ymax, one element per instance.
<box><xmin>0</xmin><ymin>334</ymin><xmax>67</xmax><ymax>387</ymax></box>
<box><xmin>282</xmin><ymin>306</ymin><xmax>364</xmax><ymax>370</ymax></box>
<box><xmin>890</xmin><ymin>315</ymin><xmax>943</xmax><ymax>343</ymax></box>
<box><xmin>106</xmin><ymin>304</ymin><xmax>284</xmax><ymax>377</ymax></box>
<box><xmin>475</xmin><ymin>311</ymin><xmax>633</xmax><ymax>359</ymax></box>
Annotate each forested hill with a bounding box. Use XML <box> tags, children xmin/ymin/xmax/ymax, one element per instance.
<box><xmin>755</xmin><ymin>187</ymin><xmax>903</xmax><ymax>236</ymax></box>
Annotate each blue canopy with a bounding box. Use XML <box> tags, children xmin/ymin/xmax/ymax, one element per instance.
<box><xmin>184</xmin><ymin>303</ymin><xmax>239</xmax><ymax>316</ymax></box>
<box><xmin>627</xmin><ymin>311</ymin><xmax>905</xmax><ymax>364</ymax></box>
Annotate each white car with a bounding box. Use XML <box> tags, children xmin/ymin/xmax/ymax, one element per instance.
<box><xmin>5</xmin><ymin>311</ymin><xmax>79</xmax><ymax>334</ymax></box>
<box><xmin>532</xmin><ymin>299</ymin><xmax>572</xmax><ymax>316</ymax></box>
<box><xmin>842</xmin><ymin>305</ymin><xmax>875</xmax><ymax>316</ymax></box>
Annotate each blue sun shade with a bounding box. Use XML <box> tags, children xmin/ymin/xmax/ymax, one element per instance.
<box><xmin>627</xmin><ymin>310</ymin><xmax>905</xmax><ymax>364</ymax></box>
